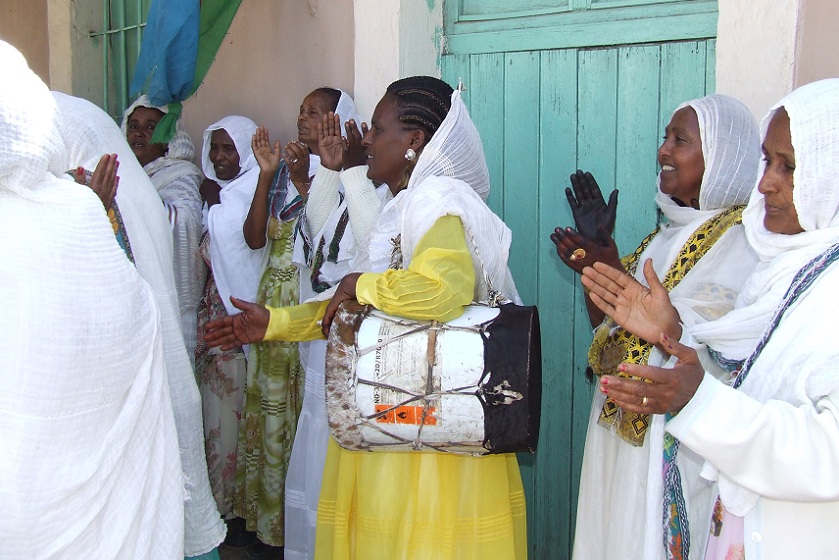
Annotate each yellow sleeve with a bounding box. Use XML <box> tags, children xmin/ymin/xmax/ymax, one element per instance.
<box><xmin>355</xmin><ymin>214</ymin><xmax>475</xmax><ymax>322</ymax></box>
<box><xmin>264</xmin><ymin>299</ymin><xmax>330</xmax><ymax>341</ymax></box>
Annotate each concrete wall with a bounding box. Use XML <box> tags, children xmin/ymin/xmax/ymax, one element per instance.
<box><xmin>0</xmin><ymin>0</ymin><xmax>49</xmax><ymax>85</ymax></box>
<box><xmin>181</xmin><ymin>0</ymin><xmax>354</xmax><ymax>159</ymax></box>
<box><xmin>353</xmin><ymin>0</ymin><xmax>443</xmax><ymax>120</ymax></box>
<box><xmin>716</xmin><ymin>0</ymin><xmax>839</xmax><ymax>120</ymax></box>
<box><xmin>795</xmin><ymin>0</ymin><xmax>839</xmax><ymax>88</ymax></box>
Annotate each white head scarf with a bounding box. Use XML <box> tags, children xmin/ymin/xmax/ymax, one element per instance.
<box><xmin>202</xmin><ymin>115</ymin><xmax>268</xmax><ymax>318</ymax></box>
<box><xmin>678</xmin><ymin>94</ymin><xmax>761</xmax><ymax>211</ymax></box>
<box><xmin>0</xmin><ymin>40</ymin><xmax>185</xmax><ymax>557</ymax></box>
<box><xmin>370</xmin><ymin>88</ymin><xmax>519</xmax><ymax>303</ymax></box>
<box><xmin>202</xmin><ymin>115</ymin><xmax>258</xmax><ymax>183</ymax></box>
<box><xmin>407</xmin><ymin>89</ymin><xmax>491</xmax><ymax>201</ymax></box>
<box><xmin>122</xmin><ymin>94</ymin><xmax>196</xmax><ymax>161</ymax></box>
<box><xmin>0</xmin><ymin>45</ymin><xmax>66</xmax><ymax>195</ymax></box>
<box><xmin>336</xmin><ymin>89</ymin><xmax>362</xmax><ymax>139</ymax></box>
<box><xmin>54</xmin><ymin>92</ymin><xmax>226</xmax><ymax>554</ymax></box>
<box><xmin>692</xmin><ymin>79</ymin><xmax>839</xmax><ymax>359</ymax></box>
<box><xmin>684</xmin><ymin>79</ymin><xmax>839</xmax><ymax>519</ymax></box>
<box><xmin>635</xmin><ymin>95</ymin><xmax>761</xmax><ymax>328</ymax></box>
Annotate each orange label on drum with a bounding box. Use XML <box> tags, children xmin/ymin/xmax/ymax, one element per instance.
<box><xmin>375</xmin><ymin>405</ymin><xmax>437</xmax><ymax>426</ymax></box>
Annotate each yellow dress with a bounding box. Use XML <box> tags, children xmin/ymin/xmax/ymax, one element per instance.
<box><xmin>264</xmin><ymin>215</ymin><xmax>527</xmax><ymax>560</ymax></box>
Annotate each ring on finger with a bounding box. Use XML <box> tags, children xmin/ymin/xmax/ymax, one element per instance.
<box><xmin>641</xmin><ymin>395</ymin><xmax>648</xmax><ymax>407</ymax></box>
<box><xmin>290</xmin><ymin>158</ymin><xmax>299</xmax><ymax>164</ymax></box>
<box><xmin>569</xmin><ymin>248</ymin><xmax>587</xmax><ymax>261</ymax></box>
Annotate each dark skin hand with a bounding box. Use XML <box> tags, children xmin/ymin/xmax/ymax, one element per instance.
<box><xmin>320</xmin><ymin>273</ymin><xmax>361</xmax><ymax>337</ymax></box>
<box><xmin>203</xmin><ymin>272</ymin><xmax>363</xmax><ymax>349</ymax></box>
<box><xmin>200</xmin><ymin>178</ymin><xmax>221</xmax><ymax>207</ymax></box>
<box><xmin>600</xmin><ymin>332</ymin><xmax>704</xmax><ymax>415</ymax></box>
<box><xmin>581</xmin><ymin>259</ymin><xmax>682</xmax><ymax>344</ymax></box>
<box><xmin>565</xmin><ymin>169</ymin><xmax>619</xmax><ymax>245</ymax></box>
<box><xmin>75</xmin><ymin>154</ymin><xmax>120</xmax><ymax>211</ymax></box>
<box><xmin>204</xmin><ymin>296</ymin><xmax>270</xmax><ymax>351</ymax></box>
<box><xmin>318</xmin><ymin>114</ymin><xmax>369</xmax><ymax>172</ymax></box>
<box><xmin>284</xmin><ymin>141</ymin><xmax>312</xmax><ymax>194</ymax></box>
<box><xmin>551</xmin><ymin>225</ymin><xmax>623</xmax><ymax>326</ymax></box>
<box><xmin>243</xmin><ymin>126</ymin><xmax>283</xmax><ymax>249</ymax></box>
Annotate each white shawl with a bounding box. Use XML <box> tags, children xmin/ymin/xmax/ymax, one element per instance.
<box><xmin>53</xmin><ymin>92</ymin><xmax>225</xmax><ymax>555</ymax></box>
<box><xmin>0</xmin><ymin>40</ymin><xmax>184</xmax><ymax>558</ymax></box>
<box><xmin>629</xmin><ymin>94</ymin><xmax>761</xmax><ymax>329</ymax></box>
<box><xmin>293</xmin><ymin>90</ymin><xmax>371</xmax><ymax>300</ymax></box>
<box><xmin>121</xmin><ymin>96</ymin><xmax>206</xmax><ymax>364</ymax></box>
<box><xmin>202</xmin><ymin>115</ymin><xmax>268</xmax><ymax>317</ymax></box>
<box><xmin>368</xmin><ymin>90</ymin><xmax>521</xmax><ymax>304</ymax></box>
<box><xmin>692</xmin><ymin>79</ymin><xmax>839</xmax><ymax>359</ymax></box>
<box><xmin>683</xmin><ymin>79</ymin><xmax>839</xmax><ymax>517</ymax></box>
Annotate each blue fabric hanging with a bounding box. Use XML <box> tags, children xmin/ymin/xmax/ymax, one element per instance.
<box><xmin>130</xmin><ymin>0</ymin><xmax>200</xmax><ymax>107</ymax></box>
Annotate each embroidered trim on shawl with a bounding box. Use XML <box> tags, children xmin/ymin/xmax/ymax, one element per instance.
<box><xmin>589</xmin><ymin>205</ymin><xmax>745</xmax><ymax>448</ymax></box>
<box><xmin>661</xmin><ymin>240</ymin><xmax>839</xmax><ymax>560</ymax></box>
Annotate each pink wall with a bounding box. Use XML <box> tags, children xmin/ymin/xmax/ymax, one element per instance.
<box><xmin>181</xmin><ymin>0</ymin><xmax>355</xmax><ymax>160</ymax></box>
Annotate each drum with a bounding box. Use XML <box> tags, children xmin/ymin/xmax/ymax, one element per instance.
<box><xmin>325</xmin><ymin>300</ymin><xmax>541</xmax><ymax>455</ymax></box>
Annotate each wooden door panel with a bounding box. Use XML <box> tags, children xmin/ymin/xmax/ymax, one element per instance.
<box><xmin>443</xmin><ymin>5</ymin><xmax>716</xmax><ymax>558</ymax></box>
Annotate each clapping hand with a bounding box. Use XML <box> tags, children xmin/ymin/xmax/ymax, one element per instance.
<box><xmin>581</xmin><ymin>259</ymin><xmax>682</xmax><ymax>344</ymax></box>
<box><xmin>551</xmin><ymin>226</ymin><xmax>622</xmax><ymax>275</ymax></box>
<box><xmin>343</xmin><ymin>118</ymin><xmax>368</xmax><ymax>170</ymax></box>
<box><xmin>318</xmin><ymin>112</ymin><xmax>344</xmax><ymax>172</ymax></box>
<box><xmin>204</xmin><ymin>296</ymin><xmax>270</xmax><ymax>350</ymax></box>
<box><xmin>600</xmin><ymin>332</ymin><xmax>704</xmax><ymax>414</ymax></box>
<box><xmin>565</xmin><ymin>170</ymin><xmax>619</xmax><ymax>245</ymax></box>
<box><xmin>89</xmin><ymin>153</ymin><xmax>120</xmax><ymax>211</ymax></box>
<box><xmin>252</xmin><ymin>126</ymin><xmax>282</xmax><ymax>174</ymax></box>
<box><xmin>284</xmin><ymin>140</ymin><xmax>311</xmax><ymax>186</ymax></box>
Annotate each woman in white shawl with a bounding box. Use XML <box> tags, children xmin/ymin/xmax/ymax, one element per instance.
<box><xmin>196</xmin><ymin>115</ymin><xmax>265</xmax><ymax>523</ymax></box>
<box><xmin>582</xmin><ymin>79</ymin><xmax>839</xmax><ymax>560</ymax></box>
<box><xmin>53</xmin><ymin>92</ymin><xmax>226</xmax><ymax>558</ymax></box>
<box><xmin>121</xmin><ymin>96</ymin><xmax>206</xmax><ymax>364</ymax></box>
<box><xmin>0</xmin><ymin>40</ymin><xmax>184</xmax><ymax>558</ymax></box>
<box><xmin>203</xmin><ymin>76</ymin><xmax>526</xmax><ymax>559</ymax></box>
<box><xmin>284</xmin><ymin>90</ymin><xmax>377</xmax><ymax>560</ymax></box>
<box><xmin>225</xmin><ymin>88</ymin><xmax>354</xmax><ymax>555</ymax></box>
<box><xmin>553</xmin><ymin>95</ymin><xmax>761</xmax><ymax>560</ymax></box>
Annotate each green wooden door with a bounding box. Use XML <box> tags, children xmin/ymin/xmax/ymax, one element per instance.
<box><xmin>442</xmin><ymin>2</ymin><xmax>717</xmax><ymax>558</ymax></box>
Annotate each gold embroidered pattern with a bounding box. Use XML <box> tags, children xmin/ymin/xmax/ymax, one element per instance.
<box><xmin>590</xmin><ymin>205</ymin><xmax>745</xmax><ymax>446</ymax></box>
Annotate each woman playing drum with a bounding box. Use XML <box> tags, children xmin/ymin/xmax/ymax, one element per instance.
<box><xmin>204</xmin><ymin>76</ymin><xmax>527</xmax><ymax>559</ymax></box>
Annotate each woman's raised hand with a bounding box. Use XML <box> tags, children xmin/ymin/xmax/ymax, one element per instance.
<box><xmin>343</xmin><ymin>119</ymin><xmax>368</xmax><ymax>170</ymax></box>
<box><xmin>318</xmin><ymin>112</ymin><xmax>345</xmax><ymax>172</ymax></box>
<box><xmin>204</xmin><ymin>296</ymin><xmax>270</xmax><ymax>350</ymax></box>
<box><xmin>284</xmin><ymin>140</ymin><xmax>311</xmax><ymax>186</ymax></box>
<box><xmin>252</xmin><ymin>126</ymin><xmax>282</xmax><ymax>174</ymax></box>
<box><xmin>551</xmin><ymin>226</ymin><xmax>622</xmax><ymax>274</ymax></box>
<box><xmin>582</xmin><ymin>259</ymin><xmax>682</xmax><ymax>343</ymax></box>
<box><xmin>565</xmin><ymin>169</ymin><xmax>619</xmax><ymax>245</ymax></box>
<box><xmin>89</xmin><ymin>153</ymin><xmax>120</xmax><ymax>210</ymax></box>
<box><xmin>600</xmin><ymin>333</ymin><xmax>704</xmax><ymax>414</ymax></box>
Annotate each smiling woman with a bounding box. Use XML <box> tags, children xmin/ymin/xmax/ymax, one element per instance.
<box><xmin>561</xmin><ymin>95</ymin><xmax>764</xmax><ymax>560</ymax></box>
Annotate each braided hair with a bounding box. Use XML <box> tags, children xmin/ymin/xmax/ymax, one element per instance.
<box><xmin>385</xmin><ymin>76</ymin><xmax>454</xmax><ymax>189</ymax></box>
<box><xmin>386</xmin><ymin>76</ymin><xmax>454</xmax><ymax>139</ymax></box>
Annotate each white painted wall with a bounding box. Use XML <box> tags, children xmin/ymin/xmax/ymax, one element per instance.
<box><xmin>795</xmin><ymin>0</ymin><xmax>839</xmax><ymax>88</ymax></box>
<box><xmin>716</xmin><ymin>0</ymin><xmax>800</xmax><ymax>120</ymax></box>
<box><xmin>353</xmin><ymin>0</ymin><xmax>443</xmax><ymax>121</ymax></box>
<box><xmin>181</xmin><ymin>0</ymin><xmax>355</xmax><ymax>158</ymax></box>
